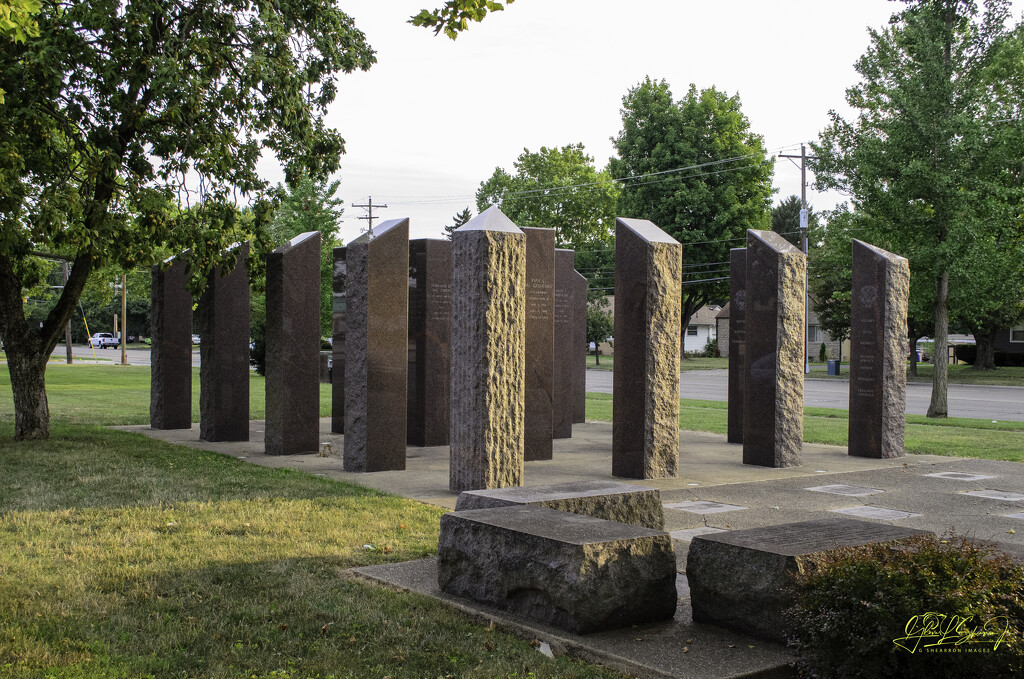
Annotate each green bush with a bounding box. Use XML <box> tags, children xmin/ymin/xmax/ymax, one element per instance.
<box><xmin>818</xmin><ymin>342</ymin><xmax>828</xmax><ymax>363</ymax></box>
<box><xmin>788</xmin><ymin>535</ymin><xmax>1024</xmax><ymax>678</ymax></box>
<box><xmin>704</xmin><ymin>336</ymin><xmax>718</xmax><ymax>358</ymax></box>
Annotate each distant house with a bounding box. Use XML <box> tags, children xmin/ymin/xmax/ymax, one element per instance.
<box><xmin>716</xmin><ymin>301</ymin><xmax>850</xmax><ymax>361</ymax></box>
<box><xmin>995</xmin><ymin>322</ymin><xmax>1024</xmax><ymax>355</ymax></box>
<box><xmin>683</xmin><ymin>304</ymin><xmax>720</xmax><ymax>354</ymax></box>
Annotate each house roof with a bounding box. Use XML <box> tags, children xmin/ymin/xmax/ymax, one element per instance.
<box><xmin>689</xmin><ymin>305</ymin><xmax>722</xmax><ymax>326</ymax></box>
<box><xmin>716</xmin><ymin>302</ymin><xmax>730</xmax><ymax>319</ymax></box>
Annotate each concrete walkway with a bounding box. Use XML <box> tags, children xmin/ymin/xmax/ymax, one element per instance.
<box><xmin>120</xmin><ymin>419</ymin><xmax>1024</xmax><ymax>678</ymax></box>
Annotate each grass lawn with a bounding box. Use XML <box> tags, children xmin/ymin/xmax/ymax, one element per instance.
<box><xmin>0</xmin><ymin>364</ymin><xmax>625</xmax><ymax>678</ymax></box>
<box><xmin>586</xmin><ymin>354</ymin><xmax>727</xmax><ymax>372</ymax></box>
<box><xmin>584</xmin><ymin>392</ymin><xmax>1024</xmax><ymax>462</ymax></box>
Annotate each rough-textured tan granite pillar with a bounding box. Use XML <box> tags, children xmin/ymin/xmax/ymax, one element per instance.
<box><xmin>742</xmin><ymin>230</ymin><xmax>805</xmax><ymax>468</ymax></box>
<box><xmin>265</xmin><ymin>231</ymin><xmax>321</xmax><ymax>456</ymax></box>
<box><xmin>344</xmin><ymin>219</ymin><xmax>409</xmax><ymax>472</ymax></box>
<box><xmin>612</xmin><ymin>218</ymin><xmax>682</xmax><ymax>479</ymax></box>
<box><xmin>849</xmin><ymin>239</ymin><xmax>910</xmax><ymax>459</ymax></box>
<box><xmin>727</xmin><ymin>248</ymin><xmax>746</xmax><ymax>444</ymax></box>
<box><xmin>449</xmin><ymin>206</ymin><xmax>526</xmax><ymax>492</ymax></box>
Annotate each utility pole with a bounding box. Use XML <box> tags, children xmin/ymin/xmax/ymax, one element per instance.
<box><xmin>779</xmin><ymin>144</ymin><xmax>820</xmax><ymax>374</ymax></box>
<box><xmin>61</xmin><ymin>261</ymin><xmax>73</xmax><ymax>364</ymax></box>
<box><xmin>352</xmin><ymin>196</ymin><xmax>388</xmax><ymax>237</ymax></box>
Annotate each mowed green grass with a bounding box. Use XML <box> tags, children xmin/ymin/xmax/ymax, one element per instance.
<box><xmin>585</xmin><ymin>392</ymin><xmax>1024</xmax><ymax>461</ymax></box>
<box><xmin>0</xmin><ymin>361</ymin><xmax>626</xmax><ymax>679</ymax></box>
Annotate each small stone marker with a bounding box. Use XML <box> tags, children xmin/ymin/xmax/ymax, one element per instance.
<box><xmin>331</xmin><ymin>246</ymin><xmax>347</xmax><ymax>434</ymax></box>
<box><xmin>454</xmin><ymin>480</ymin><xmax>664</xmax><ymax>529</ymax></box>
<box><xmin>553</xmin><ymin>249</ymin><xmax>576</xmax><ymax>439</ymax></box>
<box><xmin>265</xmin><ymin>231</ymin><xmax>321</xmax><ymax>456</ymax></box>
<box><xmin>687</xmin><ymin>518</ymin><xmax>933</xmax><ymax>643</ymax></box>
<box><xmin>150</xmin><ymin>254</ymin><xmax>192</xmax><ymax>430</ymax></box>
<box><xmin>198</xmin><ymin>243</ymin><xmax>250</xmax><ymax>442</ymax></box>
<box><xmin>742</xmin><ymin>230</ymin><xmax>805</xmax><ymax>468</ymax></box>
<box><xmin>727</xmin><ymin>248</ymin><xmax>746</xmax><ymax>444</ymax></box>
<box><xmin>449</xmin><ymin>207</ymin><xmax>526</xmax><ymax>492</ymax></box>
<box><xmin>613</xmin><ymin>218</ymin><xmax>682</xmax><ymax>479</ymax></box>
<box><xmin>408</xmin><ymin>238</ymin><xmax>452</xmax><ymax>447</ymax></box>
<box><xmin>848</xmin><ymin>239</ymin><xmax>910</xmax><ymax>459</ymax></box>
<box><xmin>344</xmin><ymin>219</ymin><xmax>410</xmax><ymax>472</ymax></box>
<box><xmin>522</xmin><ymin>227</ymin><xmax>555</xmax><ymax>461</ymax></box>
<box><xmin>438</xmin><ymin>505</ymin><xmax>677</xmax><ymax>633</ymax></box>
<box><xmin>572</xmin><ymin>268</ymin><xmax>587</xmax><ymax>424</ymax></box>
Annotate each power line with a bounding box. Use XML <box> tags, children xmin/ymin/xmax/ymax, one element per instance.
<box><xmin>352</xmin><ymin>196</ymin><xmax>388</xmax><ymax>236</ymax></box>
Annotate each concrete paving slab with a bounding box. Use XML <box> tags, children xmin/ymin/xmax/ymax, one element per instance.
<box><xmin>804</xmin><ymin>484</ymin><xmax>884</xmax><ymax>497</ymax></box>
<box><xmin>961</xmin><ymin>490</ymin><xmax>1024</xmax><ymax>502</ymax></box>
<box><xmin>352</xmin><ymin>557</ymin><xmax>796</xmax><ymax>679</ymax></box>
<box><xmin>829</xmin><ymin>506</ymin><xmax>922</xmax><ymax>520</ymax></box>
<box><xmin>924</xmin><ymin>471</ymin><xmax>998</xmax><ymax>481</ymax></box>
<box><xmin>664</xmin><ymin>501</ymin><xmax>748</xmax><ymax>514</ymax></box>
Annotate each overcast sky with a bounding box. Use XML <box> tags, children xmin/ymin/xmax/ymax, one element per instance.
<box><xmin>262</xmin><ymin>1</ymin><xmax>1024</xmax><ymax>241</ymax></box>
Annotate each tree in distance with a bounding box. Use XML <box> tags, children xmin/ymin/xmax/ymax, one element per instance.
<box><xmin>771</xmin><ymin>195</ymin><xmax>819</xmax><ymax>250</ymax></box>
<box><xmin>585</xmin><ymin>297</ymin><xmax>614</xmax><ymax>365</ymax></box>
<box><xmin>812</xmin><ymin>0</ymin><xmax>1024</xmax><ymax>413</ymax></box>
<box><xmin>609</xmin><ymin>77</ymin><xmax>774</xmax><ymax>347</ymax></box>
<box><xmin>0</xmin><ymin>0</ymin><xmax>502</xmax><ymax>440</ymax></box>
<box><xmin>443</xmin><ymin>207</ymin><xmax>474</xmax><ymax>239</ymax></box>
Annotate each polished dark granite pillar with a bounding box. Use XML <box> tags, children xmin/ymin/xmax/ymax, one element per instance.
<box><xmin>612</xmin><ymin>218</ymin><xmax>682</xmax><ymax>479</ymax></box>
<box><xmin>265</xmin><ymin>231</ymin><xmax>321</xmax><ymax>455</ymax></box>
<box><xmin>344</xmin><ymin>219</ymin><xmax>410</xmax><ymax>472</ymax></box>
<box><xmin>848</xmin><ymin>239</ymin><xmax>910</xmax><ymax>459</ymax></box>
<box><xmin>331</xmin><ymin>246</ymin><xmax>346</xmax><ymax>434</ymax></box>
<box><xmin>742</xmin><ymin>230</ymin><xmax>805</xmax><ymax>468</ymax></box>
<box><xmin>408</xmin><ymin>238</ymin><xmax>452</xmax><ymax>447</ymax></box>
<box><xmin>522</xmin><ymin>227</ymin><xmax>555</xmax><ymax>461</ymax></box>
<box><xmin>198</xmin><ymin>243</ymin><xmax>250</xmax><ymax>442</ymax></box>
<box><xmin>553</xmin><ymin>249</ymin><xmax>576</xmax><ymax>439</ymax></box>
<box><xmin>727</xmin><ymin>248</ymin><xmax>746</xmax><ymax>444</ymax></box>
<box><xmin>150</xmin><ymin>254</ymin><xmax>192</xmax><ymax>429</ymax></box>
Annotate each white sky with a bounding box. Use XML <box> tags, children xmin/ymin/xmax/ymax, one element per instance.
<box><xmin>260</xmin><ymin>1</ymin><xmax>1024</xmax><ymax>241</ymax></box>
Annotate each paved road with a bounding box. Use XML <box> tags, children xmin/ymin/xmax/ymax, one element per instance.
<box><xmin>586</xmin><ymin>368</ymin><xmax>1024</xmax><ymax>422</ymax></box>
<box><xmin>50</xmin><ymin>345</ymin><xmax>196</xmax><ymax>367</ymax></box>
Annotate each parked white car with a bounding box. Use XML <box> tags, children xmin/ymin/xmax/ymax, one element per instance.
<box><xmin>88</xmin><ymin>333</ymin><xmax>120</xmax><ymax>348</ymax></box>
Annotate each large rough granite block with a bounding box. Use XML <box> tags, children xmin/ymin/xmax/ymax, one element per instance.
<box><xmin>454</xmin><ymin>480</ymin><xmax>664</xmax><ymax>529</ymax></box>
<box><xmin>344</xmin><ymin>219</ymin><xmax>410</xmax><ymax>472</ymax></box>
<box><xmin>438</xmin><ymin>505</ymin><xmax>677</xmax><ymax>633</ymax></box>
<box><xmin>572</xmin><ymin>269</ymin><xmax>587</xmax><ymax>424</ymax></box>
<box><xmin>265</xmin><ymin>231</ymin><xmax>321</xmax><ymax>456</ymax></box>
<box><xmin>612</xmin><ymin>218</ymin><xmax>682</xmax><ymax>479</ymax></box>
<box><xmin>449</xmin><ymin>207</ymin><xmax>526</xmax><ymax>492</ymax></box>
<box><xmin>150</xmin><ymin>254</ymin><xmax>192</xmax><ymax>430</ymax></box>
<box><xmin>198</xmin><ymin>243</ymin><xmax>250</xmax><ymax>442</ymax></box>
<box><xmin>849</xmin><ymin>240</ymin><xmax>910</xmax><ymax>459</ymax></box>
<box><xmin>687</xmin><ymin>518</ymin><xmax>932</xmax><ymax>643</ymax></box>
<box><xmin>742</xmin><ymin>230</ymin><xmax>805</xmax><ymax>468</ymax></box>
<box><xmin>553</xmin><ymin>249</ymin><xmax>575</xmax><ymax>439</ymax></box>
<box><xmin>727</xmin><ymin>248</ymin><xmax>746</xmax><ymax>444</ymax></box>
<box><xmin>331</xmin><ymin>246</ymin><xmax>347</xmax><ymax>434</ymax></box>
<box><xmin>408</xmin><ymin>239</ymin><xmax>452</xmax><ymax>447</ymax></box>
<box><xmin>522</xmin><ymin>227</ymin><xmax>555</xmax><ymax>461</ymax></box>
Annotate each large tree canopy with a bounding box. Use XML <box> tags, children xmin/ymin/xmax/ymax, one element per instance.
<box><xmin>0</xmin><ymin>0</ymin><xmax>498</xmax><ymax>440</ymax></box>
<box><xmin>811</xmin><ymin>0</ymin><xmax>1024</xmax><ymax>414</ymax></box>
<box><xmin>608</xmin><ymin>77</ymin><xmax>774</xmax><ymax>335</ymax></box>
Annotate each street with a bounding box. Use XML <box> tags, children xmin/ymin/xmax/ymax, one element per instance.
<box><xmin>586</xmin><ymin>368</ymin><xmax>1024</xmax><ymax>422</ymax></box>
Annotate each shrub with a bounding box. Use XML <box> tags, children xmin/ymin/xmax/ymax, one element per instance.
<box><xmin>818</xmin><ymin>342</ymin><xmax>828</xmax><ymax>363</ymax></box>
<box><xmin>704</xmin><ymin>336</ymin><xmax>718</xmax><ymax>358</ymax></box>
<box><xmin>788</xmin><ymin>534</ymin><xmax>1024</xmax><ymax>678</ymax></box>
<box><xmin>955</xmin><ymin>344</ymin><xmax>977</xmax><ymax>364</ymax></box>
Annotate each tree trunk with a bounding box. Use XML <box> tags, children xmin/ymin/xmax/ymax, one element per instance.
<box><xmin>908</xmin><ymin>335</ymin><xmax>922</xmax><ymax>377</ymax></box>
<box><xmin>927</xmin><ymin>269</ymin><xmax>949</xmax><ymax>418</ymax></box>
<box><xmin>6</xmin><ymin>347</ymin><xmax>50</xmax><ymax>440</ymax></box>
<box><xmin>594</xmin><ymin>346</ymin><xmax>600</xmax><ymax>366</ymax></box>
<box><xmin>973</xmin><ymin>328</ymin><xmax>997</xmax><ymax>370</ymax></box>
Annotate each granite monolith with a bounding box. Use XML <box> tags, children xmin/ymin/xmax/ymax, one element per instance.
<box><xmin>331</xmin><ymin>246</ymin><xmax>346</xmax><ymax>434</ymax></box>
<box><xmin>553</xmin><ymin>249</ymin><xmax>576</xmax><ymax>439</ymax></box>
<box><xmin>449</xmin><ymin>206</ymin><xmax>526</xmax><ymax>492</ymax></box>
<box><xmin>849</xmin><ymin>239</ymin><xmax>910</xmax><ymax>459</ymax></box>
<box><xmin>265</xmin><ymin>231</ymin><xmax>321</xmax><ymax>456</ymax></box>
<box><xmin>344</xmin><ymin>219</ymin><xmax>410</xmax><ymax>472</ymax></box>
<box><xmin>408</xmin><ymin>238</ymin><xmax>452</xmax><ymax>447</ymax></box>
<box><xmin>612</xmin><ymin>218</ymin><xmax>682</xmax><ymax>479</ymax></box>
<box><xmin>198</xmin><ymin>243</ymin><xmax>250</xmax><ymax>442</ymax></box>
<box><xmin>742</xmin><ymin>230</ymin><xmax>805</xmax><ymax>467</ymax></box>
<box><xmin>572</xmin><ymin>269</ymin><xmax>587</xmax><ymax>424</ymax></box>
<box><xmin>522</xmin><ymin>227</ymin><xmax>555</xmax><ymax>461</ymax></box>
<box><xmin>727</xmin><ymin>248</ymin><xmax>746</xmax><ymax>444</ymax></box>
<box><xmin>150</xmin><ymin>254</ymin><xmax>192</xmax><ymax>430</ymax></box>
